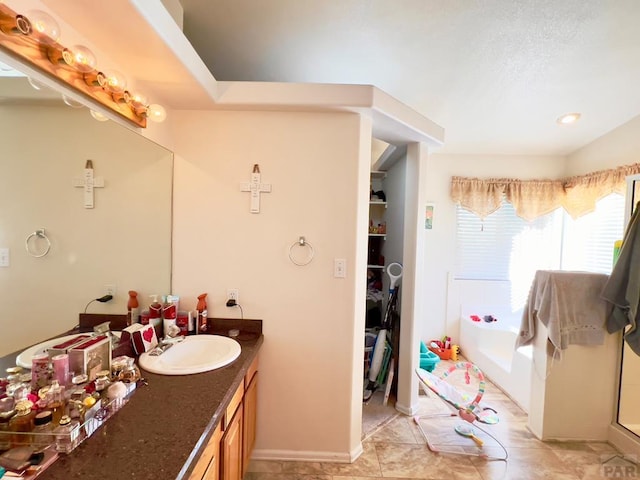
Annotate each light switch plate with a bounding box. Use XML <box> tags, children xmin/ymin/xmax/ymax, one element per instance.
<box><xmin>0</xmin><ymin>248</ymin><xmax>9</xmax><ymax>267</ymax></box>
<box><xmin>334</xmin><ymin>258</ymin><xmax>346</xmax><ymax>278</ymax></box>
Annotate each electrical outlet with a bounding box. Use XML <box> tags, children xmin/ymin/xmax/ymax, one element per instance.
<box><xmin>227</xmin><ymin>289</ymin><xmax>239</xmax><ymax>302</ymax></box>
<box><xmin>105</xmin><ymin>284</ymin><xmax>117</xmax><ymax>297</ymax></box>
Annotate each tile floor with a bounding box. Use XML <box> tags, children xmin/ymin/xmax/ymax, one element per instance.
<box><xmin>246</xmin><ymin>359</ymin><xmax>628</xmax><ymax>480</ymax></box>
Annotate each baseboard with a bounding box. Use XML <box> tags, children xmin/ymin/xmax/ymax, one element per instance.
<box><xmin>395</xmin><ymin>400</ymin><xmax>418</xmax><ymax>416</ymax></box>
<box><xmin>252</xmin><ymin>445</ymin><xmax>362</xmax><ymax>463</ymax></box>
<box><xmin>609</xmin><ymin>423</ymin><xmax>640</xmax><ymax>458</ymax></box>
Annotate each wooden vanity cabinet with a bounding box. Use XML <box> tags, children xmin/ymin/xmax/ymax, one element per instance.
<box><xmin>189</xmin><ymin>421</ymin><xmax>223</xmax><ymax>480</ymax></box>
<box><xmin>221</xmin><ymin>403</ymin><xmax>244</xmax><ymax>480</ymax></box>
<box><xmin>190</xmin><ymin>355</ymin><xmax>259</xmax><ymax>480</ymax></box>
<box><xmin>242</xmin><ymin>371</ymin><xmax>258</xmax><ymax>477</ymax></box>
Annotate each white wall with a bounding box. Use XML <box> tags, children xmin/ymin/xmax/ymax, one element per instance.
<box><xmin>171</xmin><ymin>109</ymin><xmax>370</xmax><ymax>461</ymax></box>
<box><xmin>566</xmin><ymin>114</ymin><xmax>640</xmax><ymax>175</ymax></box>
<box><xmin>563</xmin><ymin>114</ymin><xmax>640</xmax><ymax>449</ymax></box>
<box><xmin>419</xmin><ymin>153</ymin><xmax>566</xmax><ymax>345</ymax></box>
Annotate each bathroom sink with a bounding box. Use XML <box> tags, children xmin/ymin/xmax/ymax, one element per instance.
<box><xmin>16</xmin><ymin>332</ymin><xmax>122</xmax><ymax>369</ymax></box>
<box><xmin>138</xmin><ymin>335</ymin><xmax>241</xmax><ymax>375</ymax></box>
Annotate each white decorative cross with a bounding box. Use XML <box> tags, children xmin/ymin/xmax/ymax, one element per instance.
<box><xmin>73</xmin><ymin>159</ymin><xmax>104</xmax><ymax>209</ymax></box>
<box><xmin>240</xmin><ymin>164</ymin><xmax>271</xmax><ymax>213</ymax></box>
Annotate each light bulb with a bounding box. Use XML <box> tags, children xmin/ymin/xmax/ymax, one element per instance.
<box><xmin>27</xmin><ymin>77</ymin><xmax>47</xmax><ymax>91</ymax></box>
<box><xmin>103</xmin><ymin>70</ymin><xmax>127</xmax><ymax>93</ymax></box>
<box><xmin>557</xmin><ymin>113</ymin><xmax>581</xmax><ymax>125</ymax></box>
<box><xmin>62</xmin><ymin>45</ymin><xmax>97</xmax><ymax>73</ymax></box>
<box><xmin>129</xmin><ymin>92</ymin><xmax>148</xmax><ymax>107</ymax></box>
<box><xmin>146</xmin><ymin>104</ymin><xmax>167</xmax><ymax>123</ymax></box>
<box><xmin>62</xmin><ymin>94</ymin><xmax>84</xmax><ymax>109</ymax></box>
<box><xmin>90</xmin><ymin>110</ymin><xmax>109</xmax><ymax>122</ymax></box>
<box><xmin>25</xmin><ymin>10</ymin><xmax>61</xmax><ymax>45</ymax></box>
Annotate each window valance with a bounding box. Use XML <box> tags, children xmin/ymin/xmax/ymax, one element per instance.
<box><xmin>451</xmin><ymin>163</ymin><xmax>640</xmax><ymax>221</ymax></box>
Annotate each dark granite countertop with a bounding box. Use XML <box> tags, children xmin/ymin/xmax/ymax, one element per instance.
<box><xmin>1</xmin><ymin>319</ymin><xmax>263</xmax><ymax>480</ymax></box>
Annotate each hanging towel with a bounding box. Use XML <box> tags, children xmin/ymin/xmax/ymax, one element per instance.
<box><xmin>601</xmin><ymin>202</ymin><xmax>640</xmax><ymax>356</ymax></box>
<box><xmin>517</xmin><ymin>270</ymin><xmax>610</xmax><ymax>354</ymax></box>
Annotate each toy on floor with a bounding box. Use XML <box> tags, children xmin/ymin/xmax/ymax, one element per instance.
<box><xmin>419</xmin><ymin>340</ymin><xmax>440</xmax><ymax>371</ymax></box>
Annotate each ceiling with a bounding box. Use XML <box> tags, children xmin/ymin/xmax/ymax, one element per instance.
<box><xmin>179</xmin><ymin>0</ymin><xmax>640</xmax><ymax>156</ymax></box>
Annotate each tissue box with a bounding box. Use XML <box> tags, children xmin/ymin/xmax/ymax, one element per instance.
<box><xmin>47</xmin><ymin>335</ymin><xmax>92</xmax><ymax>358</ymax></box>
<box><xmin>68</xmin><ymin>335</ymin><xmax>111</xmax><ymax>378</ymax></box>
<box><xmin>126</xmin><ymin>323</ymin><xmax>158</xmax><ymax>356</ymax></box>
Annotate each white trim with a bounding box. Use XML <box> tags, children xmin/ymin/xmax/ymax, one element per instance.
<box><xmin>609</xmin><ymin>424</ymin><xmax>640</xmax><ymax>458</ymax></box>
<box><xmin>395</xmin><ymin>400</ymin><xmax>420</xmax><ymax>416</ymax></box>
<box><xmin>252</xmin><ymin>444</ymin><xmax>363</xmax><ymax>464</ymax></box>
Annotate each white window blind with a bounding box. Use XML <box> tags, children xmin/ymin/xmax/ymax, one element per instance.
<box><xmin>560</xmin><ymin>193</ymin><xmax>625</xmax><ymax>274</ymax></box>
<box><xmin>455</xmin><ymin>200</ymin><xmax>562</xmax><ymax>281</ymax></box>
<box><xmin>455</xmin><ymin>193</ymin><xmax>625</xmax><ymax>282</ymax></box>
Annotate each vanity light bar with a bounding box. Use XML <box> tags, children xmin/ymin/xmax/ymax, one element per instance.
<box><xmin>0</xmin><ymin>3</ymin><xmax>165</xmax><ymax>128</ymax></box>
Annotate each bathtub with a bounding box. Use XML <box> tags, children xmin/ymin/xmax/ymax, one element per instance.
<box><xmin>459</xmin><ymin>315</ymin><xmax>532</xmax><ymax>412</ymax></box>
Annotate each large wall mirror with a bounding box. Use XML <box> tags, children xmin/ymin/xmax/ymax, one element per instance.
<box><xmin>0</xmin><ymin>69</ymin><xmax>173</xmax><ymax>357</ymax></box>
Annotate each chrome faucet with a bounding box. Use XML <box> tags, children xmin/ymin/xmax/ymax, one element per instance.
<box><xmin>148</xmin><ymin>335</ymin><xmax>184</xmax><ymax>356</ymax></box>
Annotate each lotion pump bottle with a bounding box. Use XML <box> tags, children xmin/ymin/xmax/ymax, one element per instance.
<box><xmin>148</xmin><ymin>294</ymin><xmax>162</xmax><ymax>329</ymax></box>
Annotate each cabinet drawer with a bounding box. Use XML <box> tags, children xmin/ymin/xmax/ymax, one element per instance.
<box><xmin>225</xmin><ymin>381</ymin><xmax>244</xmax><ymax>428</ymax></box>
<box><xmin>244</xmin><ymin>355</ymin><xmax>258</xmax><ymax>388</ymax></box>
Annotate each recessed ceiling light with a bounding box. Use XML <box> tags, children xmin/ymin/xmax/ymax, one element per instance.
<box><xmin>557</xmin><ymin>113</ymin><xmax>581</xmax><ymax>125</ymax></box>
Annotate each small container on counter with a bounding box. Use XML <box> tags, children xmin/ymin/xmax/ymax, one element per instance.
<box><xmin>176</xmin><ymin>311</ymin><xmax>189</xmax><ymax>336</ymax></box>
<box><xmin>31</xmin><ymin>352</ymin><xmax>50</xmax><ymax>391</ymax></box>
<box><xmin>32</xmin><ymin>410</ymin><xmax>54</xmax><ymax>451</ymax></box>
<box><xmin>52</xmin><ymin>353</ymin><xmax>69</xmax><ymax>387</ymax></box>
<box><xmin>196</xmin><ymin>293</ymin><xmax>208</xmax><ymax>334</ymax></box>
<box><xmin>121</xmin><ymin>358</ymin><xmax>140</xmax><ymax>384</ymax></box>
<box><xmin>110</xmin><ymin>356</ymin><xmax>129</xmax><ymax>381</ymax></box>
<box><xmin>127</xmin><ymin>290</ymin><xmax>140</xmax><ymax>326</ymax></box>
<box><xmin>9</xmin><ymin>400</ymin><xmax>35</xmax><ymax>448</ymax></box>
<box><xmin>0</xmin><ymin>408</ymin><xmax>15</xmax><ymax>451</ymax></box>
<box><xmin>95</xmin><ymin>370</ymin><xmax>111</xmax><ymax>400</ymax></box>
<box><xmin>54</xmin><ymin>415</ymin><xmax>79</xmax><ymax>454</ymax></box>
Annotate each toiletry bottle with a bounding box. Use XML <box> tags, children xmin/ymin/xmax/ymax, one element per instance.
<box><xmin>54</xmin><ymin>415</ymin><xmax>79</xmax><ymax>453</ymax></box>
<box><xmin>46</xmin><ymin>379</ymin><xmax>66</xmax><ymax>427</ymax></box>
<box><xmin>0</xmin><ymin>409</ymin><xmax>15</xmax><ymax>451</ymax></box>
<box><xmin>187</xmin><ymin>310</ymin><xmax>196</xmax><ymax>335</ymax></box>
<box><xmin>176</xmin><ymin>311</ymin><xmax>189</xmax><ymax>336</ymax></box>
<box><xmin>127</xmin><ymin>290</ymin><xmax>139</xmax><ymax>326</ymax></box>
<box><xmin>31</xmin><ymin>352</ymin><xmax>50</xmax><ymax>391</ymax></box>
<box><xmin>121</xmin><ymin>358</ymin><xmax>140</xmax><ymax>384</ymax></box>
<box><xmin>149</xmin><ymin>294</ymin><xmax>162</xmax><ymax>328</ymax></box>
<box><xmin>94</xmin><ymin>370</ymin><xmax>111</xmax><ymax>401</ymax></box>
<box><xmin>52</xmin><ymin>353</ymin><xmax>69</xmax><ymax>387</ymax></box>
<box><xmin>87</xmin><ymin>352</ymin><xmax>103</xmax><ymax>382</ymax></box>
<box><xmin>9</xmin><ymin>400</ymin><xmax>35</xmax><ymax>448</ymax></box>
<box><xmin>196</xmin><ymin>293</ymin><xmax>208</xmax><ymax>334</ymax></box>
<box><xmin>162</xmin><ymin>295</ymin><xmax>177</xmax><ymax>337</ymax></box>
<box><xmin>32</xmin><ymin>410</ymin><xmax>54</xmax><ymax>451</ymax></box>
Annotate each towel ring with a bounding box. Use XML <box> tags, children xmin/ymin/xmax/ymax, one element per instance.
<box><xmin>288</xmin><ymin>236</ymin><xmax>314</xmax><ymax>266</ymax></box>
<box><xmin>25</xmin><ymin>228</ymin><xmax>51</xmax><ymax>258</ymax></box>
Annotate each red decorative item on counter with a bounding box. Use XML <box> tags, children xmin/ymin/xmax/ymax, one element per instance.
<box><xmin>127</xmin><ymin>290</ymin><xmax>139</xmax><ymax>326</ymax></box>
<box><xmin>196</xmin><ymin>293</ymin><xmax>208</xmax><ymax>334</ymax></box>
<box><xmin>149</xmin><ymin>295</ymin><xmax>162</xmax><ymax>321</ymax></box>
